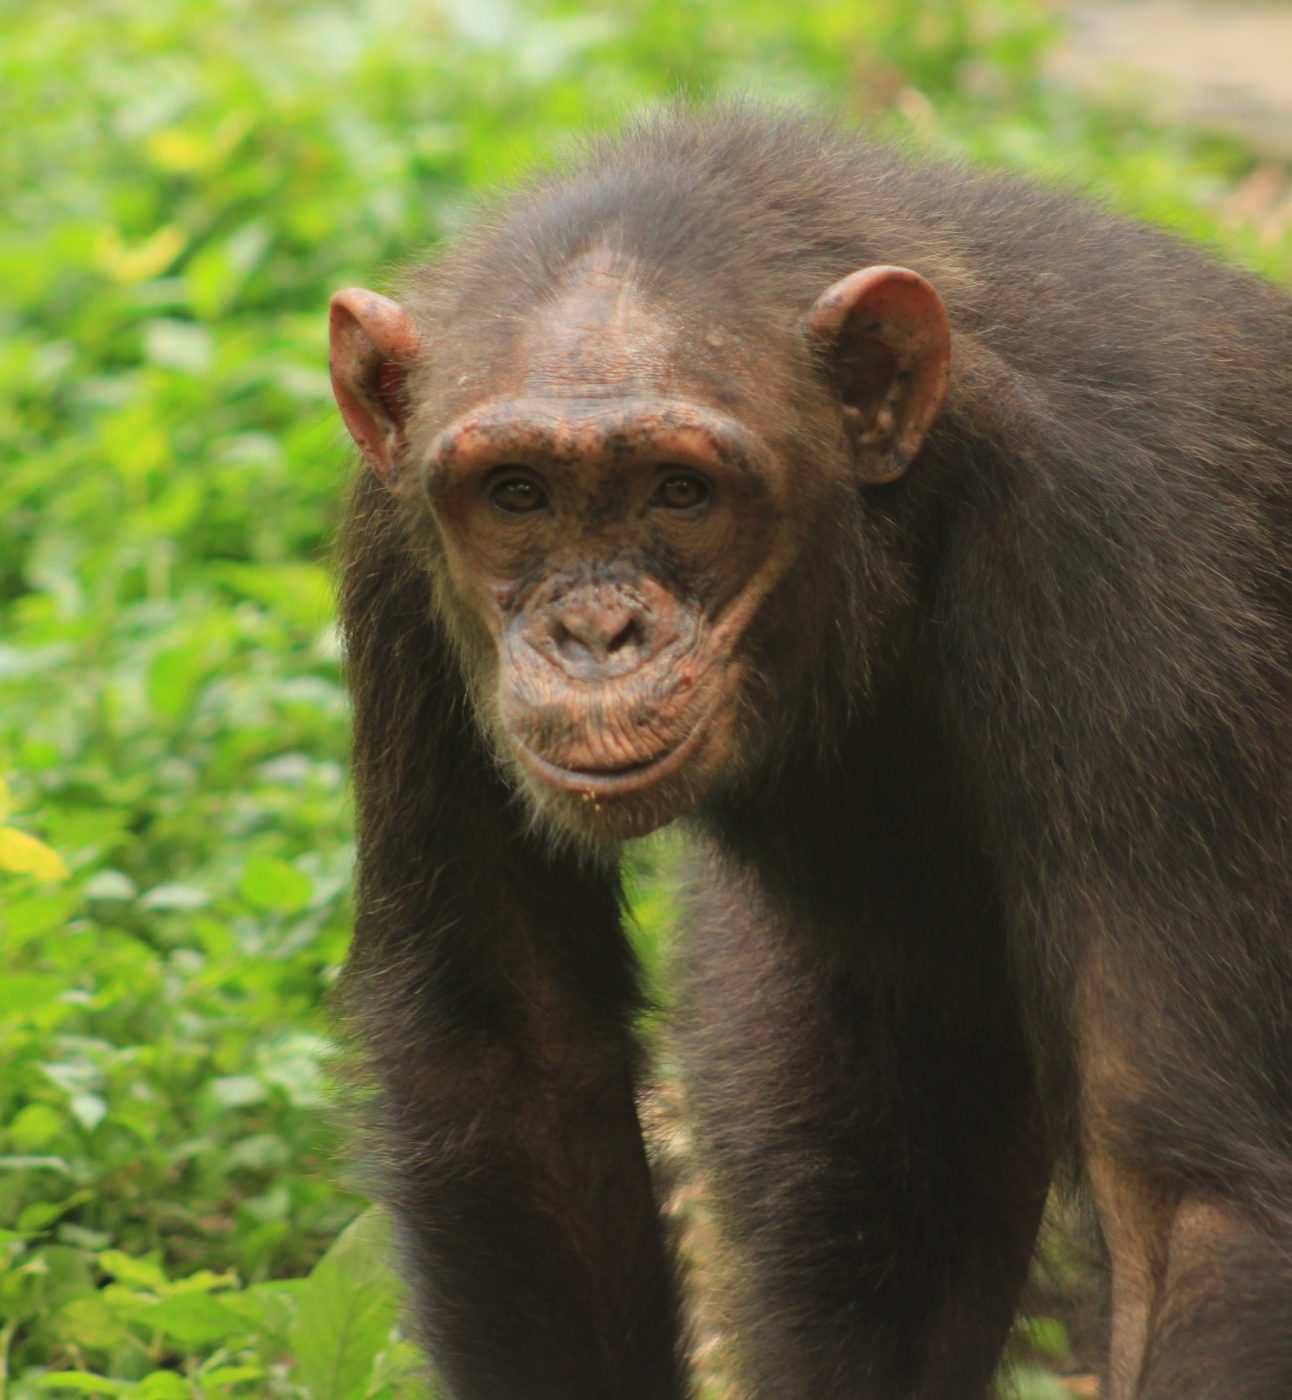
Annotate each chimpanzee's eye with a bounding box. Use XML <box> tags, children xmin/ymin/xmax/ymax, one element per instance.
<box><xmin>650</xmin><ymin>473</ymin><xmax>710</xmax><ymax>511</ymax></box>
<box><xmin>491</xmin><ymin>475</ymin><xmax>548</xmax><ymax>514</ymax></box>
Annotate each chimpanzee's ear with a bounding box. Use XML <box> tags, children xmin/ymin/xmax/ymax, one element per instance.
<box><xmin>805</xmin><ymin>266</ymin><xmax>950</xmax><ymax>484</ymax></box>
<box><xmin>329</xmin><ymin>289</ymin><xmax>422</xmax><ymax>485</ymax></box>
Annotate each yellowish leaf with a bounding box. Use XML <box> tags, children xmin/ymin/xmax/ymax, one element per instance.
<box><xmin>95</xmin><ymin>224</ymin><xmax>188</xmax><ymax>283</ymax></box>
<box><xmin>145</xmin><ymin>129</ymin><xmax>213</xmax><ymax>174</ymax></box>
<box><xmin>0</xmin><ymin>825</ymin><xmax>70</xmax><ymax>880</ymax></box>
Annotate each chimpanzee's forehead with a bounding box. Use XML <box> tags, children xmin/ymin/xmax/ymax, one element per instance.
<box><xmin>515</xmin><ymin>253</ymin><xmax>681</xmax><ymax>400</ymax></box>
<box><xmin>418</xmin><ymin>245</ymin><xmax>802</xmax><ymax>438</ymax></box>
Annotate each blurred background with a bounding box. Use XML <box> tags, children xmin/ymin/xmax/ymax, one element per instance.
<box><xmin>1</xmin><ymin>1</ymin><xmax>1289</xmax><ymax>1396</ymax></box>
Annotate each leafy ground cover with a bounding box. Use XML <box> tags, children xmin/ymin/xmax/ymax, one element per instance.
<box><xmin>2</xmin><ymin>1</ymin><xmax>1289</xmax><ymax>1395</ymax></box>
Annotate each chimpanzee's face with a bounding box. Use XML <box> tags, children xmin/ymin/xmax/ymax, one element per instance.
<box><xmin>416</xmin><ymin>267</ymin><xmax>796</xmax><ymax>839</ymax></box>
<box><xmin>330</xmin><ymin>252</ymin><xmax>950</xmax><ymax>838</ymax></box>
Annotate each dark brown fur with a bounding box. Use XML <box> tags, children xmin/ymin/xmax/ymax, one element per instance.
<box><xmin>336</xmin><ymin>106</ymin><xmax>1292</xmax><ymax>1398</ymax></box>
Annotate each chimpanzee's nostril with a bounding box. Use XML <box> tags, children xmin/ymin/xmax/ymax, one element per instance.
<box><xmin>551</xmin><ymin>621</ymin><xmax>582</xmax><ymax>661</ymax></box>
<box><xmin>606</xmin><ymin>618</ymin><xmax>643</xmax><ymax>656</ymax></box>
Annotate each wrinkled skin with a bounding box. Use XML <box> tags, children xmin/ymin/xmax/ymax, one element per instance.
<box><xmin>332</xmin><ymin>253</ymin><xmax>947</xmax><ymax>839</ymax></box>
<box><xmin>424</xmin><ymin>389</ymin><xmax>784</xmax><ymax>838</ymax></box>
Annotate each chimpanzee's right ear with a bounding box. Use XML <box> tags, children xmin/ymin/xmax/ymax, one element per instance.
<box><xmin>329</xmin><ymin>289</ymin><xmax>422</xmax><ymax>485</ymax></box>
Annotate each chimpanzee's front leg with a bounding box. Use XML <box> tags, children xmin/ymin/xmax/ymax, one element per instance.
<box><xmin>341</xmin><ymin>498</ymin><xmax>688</xmax><ymax>1400</ymax></box>
<box><xmin>681</xmin><ymin>858</ymin><xmax>1050</xmax><ymax>1399</ymax></box>
<box><xmin>349</xmin><ymin>868</ymin><xmax>684</xmax><ymax>1398</ymax></box>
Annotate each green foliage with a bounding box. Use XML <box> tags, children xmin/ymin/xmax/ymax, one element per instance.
<box><xmin>2</xmin><ymin>0</ymin><xmax>1288</xmax><ymax>1392</ymax></box>
<box><xmin>3</xmin><ymin>1208</ymin><xmax>429</xmax><ymax>1399</ymax></box>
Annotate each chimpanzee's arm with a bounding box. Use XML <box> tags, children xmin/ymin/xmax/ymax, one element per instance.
<box><xmin>339</xmin><ymin>479</ymin><xmax>688</xmax><ymax>1400</ymax></box>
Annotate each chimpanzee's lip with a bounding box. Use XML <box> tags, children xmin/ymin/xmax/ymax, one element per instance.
<box><xmin>513</xmin><ymin>718</ymin><xmax>707</xmax><ymax>798</ymax></box>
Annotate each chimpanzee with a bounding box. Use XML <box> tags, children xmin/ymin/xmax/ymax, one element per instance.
<box><xmin>328</xmin><ymin>106</ymin><xmax>1292</xmax><ymax>1399</ymax></box>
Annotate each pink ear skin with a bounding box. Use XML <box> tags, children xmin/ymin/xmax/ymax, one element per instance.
<box><xmin>806</xmin><ymin>265</ymin><xmax>951</xmax><ymax>484</ymax></box>
<box><xmin>329</xmin><ymin>288</ymin><xmax>422</xmax><ymax>485</ymax></box>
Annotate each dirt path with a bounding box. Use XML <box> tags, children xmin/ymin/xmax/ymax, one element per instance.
<box><xmin>1050</xmin><ymin>0</ymin><xmax>1292</xmax><ymax>157</ymax></box>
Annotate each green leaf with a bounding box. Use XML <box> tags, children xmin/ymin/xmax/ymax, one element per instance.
<box><xmin>0</xmin><ymin>1155</ymin><xmax>72</xmax><ymax>1176</ymax></box>
<box><xmin>195</xmin><ymin>1367</ymin><xmax>264</xmax><ymax>1389</ymax></box>
<box><xmin>18</xmin><ymin>1189</ymin><xmax>94</xmax><ymax>1232</ymax></box>
<box><xmin>1</xmin><ymin>892</ymin><xmax>79</xmax><ymax>937</ymax></box>
<box><xmin>1017</xmin><ymin>1314</ymin><xmax>1071</xmax><ymax>1359</ymax></box>
<box><xmin>143</xmin><ymin>1292</ymin><xmax>249</xmax><ymax>1347</ymax></box>
<box><xmin>70</xmin><ymin>1094</ymin><xmax>107</xmax><ymax>1131</ymax></box>
<box><xmin>13</xmin><ymin>1244</ymin><xmax>95</xmax><ymax>1312</ymax></box>
<box><xmin>56</xmin><ymin>1296</ymin><xmax>133</xmax><ymax>1352</ymax></box>
<box><xmin>240</xmin><ymin>855</ymin><xmax>313</xmax><ymax>912</ymax></box>
<box><xmin>147</xmin><ymin>646</ymin><xmax>206</xmax><ymax>719</ymax></box>
<box><xmin>97</xmin><ymin>1250</ymin><xmax>169</xmax><ymax>1292</ymax></box>
<box><xmin>290</xmin><ymin>1210</ymin><xmax>404</xmax><ymax>1400</ymax></box>
<box><xmin>217</xmin><ymin>562</ymin><xmax>334</xmax><ymax>631</ymax></box>
<box><xmin>228</xmin><ymin>1278</ymin><xmax>301</xmax><ymax>1338</ymax></box>
<box><xmin>137</xmin><ymin>1374</ymin><xmax>191</xmax><ymax>1400</ymax></box>
<box><xmin>142</xmin><ymin>318</ymin><xmax>214</xmax><ymax>375</ymax></box>
<box><xmin>139</xmin><ymin>882</ymin><xmax>211</xmax><ymax>911</ymax></box>
<box><xmin>8</xmin><ymin>1104</ymin><xmax>66</xmax><ymax>1152</ymax></box>
<box><xmin>209</xmin><ymin>1075</ymin><xmax>269</xmax><ymax>1108</ymax></box>
<box><xmin>186</xmin><ymin>221</ymin><xmax>271</xmax><ymax>318</ymax></box>
<box><xmin>82</xmin><ymin>869</ymin><xmax>137</xmax><ymax>901</ymax></box>
<box><xmin>367</xmin><ymin>1337</ymin><xmax>435</xmax><ymax>1397</ymax></box>
<box><xmin>36</xmin><ymin>1374</ymin><xmax>129</xmax><ymax>1396</ymax></box>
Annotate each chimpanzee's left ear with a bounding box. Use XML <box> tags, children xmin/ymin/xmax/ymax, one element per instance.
<box><xmin>805</xmin><ymin>266</ymin><xmax>950</xmax><ymax>484</ymax></box>
<box><xmin>329</xmin><ymin>288</ymin><xmax>422</xmax><ymax>486</ymax></box>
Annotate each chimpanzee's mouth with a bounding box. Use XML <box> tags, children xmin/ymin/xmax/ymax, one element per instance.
<box><xmin>513</xmin><ymin>718</ymin><xmax>708</xmax><ymax>799</ymax></box>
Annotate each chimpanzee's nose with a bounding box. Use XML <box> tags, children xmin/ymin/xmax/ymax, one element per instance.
<box><xmin>549</xmin><ymin>593</ymin><xmax>650</xmax><ymax>675</ymax></box>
